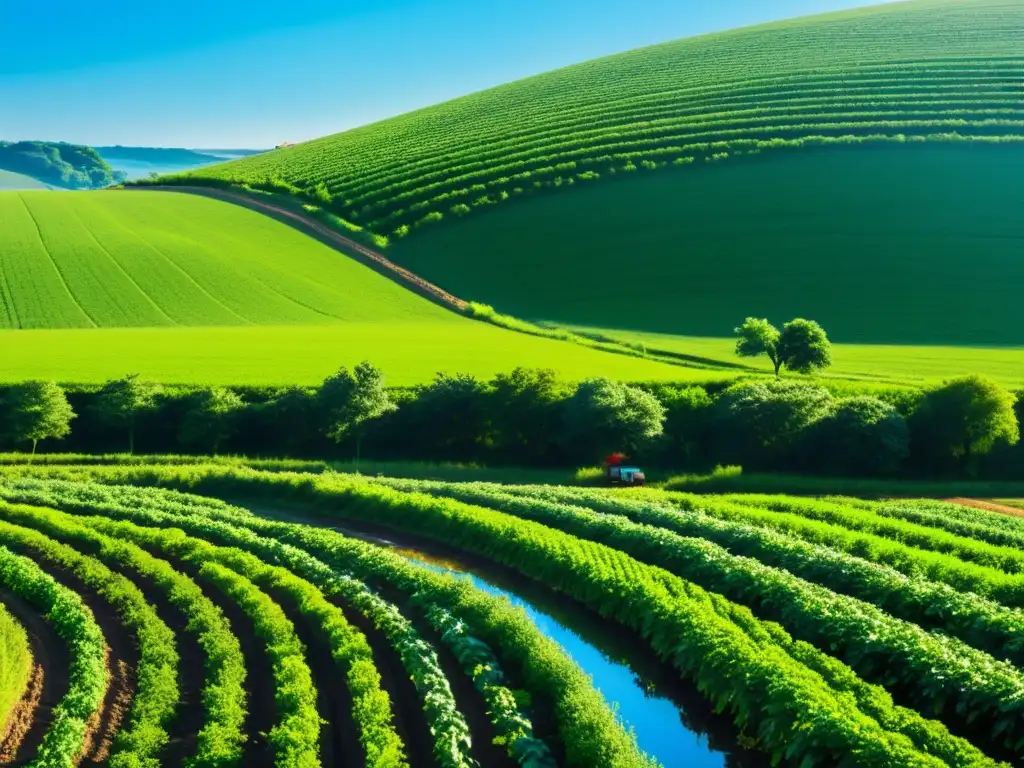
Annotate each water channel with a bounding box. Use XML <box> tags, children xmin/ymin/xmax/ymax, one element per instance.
<box><xmin>319</xmin><ymin>520</ymin><xmax>767</xmax><ymax>768</ymax></box>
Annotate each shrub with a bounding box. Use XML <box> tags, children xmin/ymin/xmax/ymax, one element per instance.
<box><xmin>799</xmin><ymin>396</ymin><xmax>910</xmax><ymax>476</ymax></box>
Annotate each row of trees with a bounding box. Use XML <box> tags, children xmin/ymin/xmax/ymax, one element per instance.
<box><xmin>0</xmin><ymin>366</ymin><xmax>1019</xmax><ymax>479</ymax></box>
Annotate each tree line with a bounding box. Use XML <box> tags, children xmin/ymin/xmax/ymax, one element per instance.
<box><xmin>0</xmin><ymin>365</ymin><xmax>1019</xmax><ymax>480</ymax></box>
<box><xmin>0</xmin><ymin>141</ymin><xmax>126</xmax><ymax>189</ymax></box>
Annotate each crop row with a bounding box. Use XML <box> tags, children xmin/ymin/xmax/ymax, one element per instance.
<box><xmin>372</xmin><ymin>477</ymin><xmax>1024</xmax><ymax>757</ymax></box>
<box><xmin>0</xmin><ymin>599</ymin><xmax>31</xmax><ymax>750</ymax></box>
<box><xmin>0</xmin><ymin>479</ymin><xmax>643</xmax><ymax>768</ymax></box>
<box><xmin>0</xmin><ymin>514</ymin><xmax>178</xmax><ymax>768</ymax></box>
<box><xmin>54</xmin><ymin>466</ymin><xmax>998</xmax><ymax>767</ymax></box>
<box><xmin>0</xmin><ymin>544</ymin><xmax>106</xmax><ymax>768</ymax></box>
<box><xmin>0</xmin><ymin>472</ymin><xmax>670</xmax><ymax>768</ymax></box>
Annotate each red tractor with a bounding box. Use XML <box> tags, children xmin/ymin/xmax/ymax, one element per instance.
<box><xmin>604</xmin><ymin>453</ymin><xmax>646</xmax><ymax>486</ymax></box>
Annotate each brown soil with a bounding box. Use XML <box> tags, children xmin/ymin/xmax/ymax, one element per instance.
<box><xmin>330</xmin><ymin>595</ymin><xmax>435</xmax><ymax>768</ymax></box>
<box><xmin>946</xmin><ymin>498</ymin><xmax>1024</xmax><ymax>518</ymax></box>
<box><xmin>0</xmin><ymin>590</ymin><xmax>71</xmax><ymax>766</ymax></box>
<box><xmin>265</xmin><ymin>587</ymin><xmax>362</xmax><ymax>768</ymax></box>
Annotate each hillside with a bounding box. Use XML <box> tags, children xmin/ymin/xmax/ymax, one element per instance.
<box><xmin>0</xmin><ymin>141</ymin><xmax>124</xmax><ymax>189</ymax></box>
<box><xmin>0</xmin><ymin>170</ymin><xmax>51</xmax><ymax>191</ymax></box>
<box><xmin>0</xmin><ymin>190</ymin><xmax>691</xmax><ymax>385</ymax></box>
<box><xmin>168</xmin><ymin>0</ymin><xmax>1024</xmax><ymax>345</ymax></box>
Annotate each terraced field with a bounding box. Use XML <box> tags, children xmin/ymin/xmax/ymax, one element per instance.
<box><xmin>2</xmin><ymin>460</ymin><xmax>1024</xmax><ymax>766</ymax></box>
<box><xmin>169</xmin><ymin>0</ymin><xmax>1024</xmax><ymax>345</ymax></box>
<box><xmin>0</xmin><ymin>191</ymin><xmax>690</xmax><ymax>385</ymax></box>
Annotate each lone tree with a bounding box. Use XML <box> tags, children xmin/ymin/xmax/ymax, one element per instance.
<box><xmin>93</xmin><ymin>374</ymin><xmax>158</xmax><ymax>454</ymax></box>
<box><xmin>735</xmin><ymin>317</ymin><xmax>832</xmax><ymax>377</ymax></box>
<box><xmin>3</xmin><ymin>381</ymin><xmax>75</xmax><ymax>456</ymax></box>
<box><xmin>317</xmin><ymin>361</ymin><xmax>395</xmax><ymax>463</ymax></box>
<box><xmin>911</xmin><ymin>375</ymin><xmax>1019</xmax><ymax>467</ymax></box>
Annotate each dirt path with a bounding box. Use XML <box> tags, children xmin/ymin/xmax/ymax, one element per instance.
<box><xmin>945</xmin><ymin>498</ymin><xmax>1024</xmax><ymax>519</ymax></box>
<box><xmin>126</xmin><ymin>186</ymin><xmax>469</xmax><ymax>313</ymax></box>
<box><xmin>0</xmin><ymin>590</ymin><xmax>69</xmax><ymax>767</ymax></box>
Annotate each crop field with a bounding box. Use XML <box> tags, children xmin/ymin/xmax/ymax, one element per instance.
<box><xmin>393</xmin><ymin>146</ymin><xmax>1024</xmax><ymax>345</ymax></box>
<box><xmin>569</xmin><ymin>326</ymin><xmax>1024</xmax><ymax>387</ymax></box>
<box><xmin>170</xmin><ymin>0</ymin><xmax>1024</xmax><ymax>347</ymax></box>
<box><xmin>0</xmin><ymin>190</ymin><xmax>697</xmax><ymax>385</ymax></box>
<box><xmin>0</xmin><ymin>323</ymin><xmax>701</xmax><ymax>386</ymax></box>
<box><xmin>1</xmin><ymin>461</ymin><xmax>1024</xmax><ymax>766</ymax></box>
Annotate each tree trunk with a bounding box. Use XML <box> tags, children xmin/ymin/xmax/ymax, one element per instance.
<box><xmin>30</xmin><ymin>439</ymin><xmax>37</xmax><ymax>462</ymax></box>
<box><xmin>129</xmin><ymin>425</ymin><xmax>135</xmax><ymax>456</ymax></box>
<box><xmin>773</xmin><ymin>359</ymin><xmax>782</xmax><ymax>378</ymax></box>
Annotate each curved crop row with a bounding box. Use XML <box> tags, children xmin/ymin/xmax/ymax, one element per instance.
<box><xmin>0</xmin><ymin>517</ymin><xmax>178</xmax><ymax>768</ymax></box>
<box><xmin>0</xmin><ymin>600</ymin><xmax>32</xmax><ymax>748</ymax></box>
<box><xmin>373</xmin><ymin>477</ymin><xmax>1024</xmax><ymax>757</ymax></box>
<box><xmin>76</xmin><ymin>467</ymin><xmax>985</xmax><ymax>766</ymax></box>
<box><xmin>491</xmin><ymin>483</ymin><xmax>1024</xmax><ymax>666</ymax></box>
<box><xmin>164</xmin><ymin>1</ymin><xmax>1024</xmax><ymax>240</ymax></box>
<box><xmin>0</xmin><ymin>544</ymin><xmax>107</xmax><ymax>768</ymax></box>
<box><xmin>0</xmin><ymin>501</ymin><xmax>248</xmax><ymax>767</ymax></box>
<box><xmin>1</xmin><ymin>472</ymin><xmax>658</xmax><ymax>768</ymax></box>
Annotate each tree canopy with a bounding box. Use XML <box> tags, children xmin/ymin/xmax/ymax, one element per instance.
<box><xmin>2</xmin><ymin>381</ymin><xmax>76</xmax><ymax>454</ymax></box>
<box><xmin>735</xmin><ymin>318</ymin><xmax>832</xmax><ymax>376</ymax></box>
<box><xmin>0</xmin><ymin>141</ymin><xmax>126</xmax><ymax>189</ymax></box>
<box><xmin>561</xmin><ymin>378</ymin><xmax>666</xmax><ymax>462</ymax></box>
<box><xmin>92</xmin><ymin>374</ymin><xmax>158</xmax><ymax>454</ymax></box>
<box><xmin>317</xmin><ymin>362</ymin><xmax>396</xmax><ymax>459</ymax></box>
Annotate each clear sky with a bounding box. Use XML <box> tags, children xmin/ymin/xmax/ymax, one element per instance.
<box><xmin>1</xmin><ymin>0</ymin><xmax>882</xmax><ymax>148</ymax></box>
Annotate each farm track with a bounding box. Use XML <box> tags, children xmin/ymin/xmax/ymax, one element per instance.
<box><xmin>0</xmin><ymin>590</ymin><xmax>68</xmax><ymax>767</ymax></box>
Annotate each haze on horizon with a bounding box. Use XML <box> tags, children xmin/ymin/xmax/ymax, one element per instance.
<box><xmin>1</xmin><ymin>0</ymin><xmax>883</xmax><ymax>149</ymax></box>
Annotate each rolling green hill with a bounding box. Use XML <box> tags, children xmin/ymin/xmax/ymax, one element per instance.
<box><xmin>0</xmin><ymin>191</ymin><xmax>692</xmax><ymax>385</ymax></box>
<box><xmin>167</xmin><ymin>0</ymin><xmax>1024</xmax><ymax>345</ymax></box>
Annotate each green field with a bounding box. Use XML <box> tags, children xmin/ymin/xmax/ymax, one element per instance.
<box><xmin>395</xmin><ymin>147</ymin><xmax>1024</xmax><ymax>345</ymax></box>
<box><xmin>0</xmin><ymin>191</ymin><xmax>454</xmax><ymax>328</ymax></box>
<box><xmin>2</xmin><ymin>460</ymin><xmax>1024</xmax><ymax>766</ymax></box>
<box><xmin>0</xmin><ymin>171</ymin><xmax>51</xmax><ymax>191</ymax></box>
<box><xmin>0</xmin><ymin>190</ymin><xmax>697</xmax><ymax>384</ymax></box>
<box><xmin>573</xmin><ymin>325</ymin><xmax>1024</xmax><ymax>387</ymax></box>
<box><xmin>168</xmin><ymin>0</ymin><xmax>1024</xmax><ymax>347</ymax></box>
<box><xmin>0</xmin><ymin>323</ymin><xmax>700</xmax><ymax>386</ymax></box>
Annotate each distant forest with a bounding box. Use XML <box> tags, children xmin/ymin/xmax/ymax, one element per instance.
<box><xmin>0</xmin><ymin>141</ymin><xmax>126</xmax><ymax>189</ymax></box>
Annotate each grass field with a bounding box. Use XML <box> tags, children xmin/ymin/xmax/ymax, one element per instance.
<box><xmin>2</xmin><ymin>460</ymin><xmax>1024</xmax><ymax>766</ymax></box>
<box><xmin>0</xmin><ymin>323</ymin><xmax>703</xmax><ymax>387</ymax></box>
<box><xmin>572</xmin><ymin>325</ymin><xmax>1024</xmax><ymax>387</ymax></box>
<box><xmin>394</xmin><ymin>146</ymin><xmax>1024</xmax><ymax>345</ymax></box>
<box><xmin>0</xmin><ymin>171</ymin><xmax>51</xmax><ymax>191</ymax></box>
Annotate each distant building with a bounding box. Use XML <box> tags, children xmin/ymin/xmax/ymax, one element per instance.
<box><xmin>275</xmin><ymin>142</ymin><xmax>296</xmax><ymax>150</ymax></box>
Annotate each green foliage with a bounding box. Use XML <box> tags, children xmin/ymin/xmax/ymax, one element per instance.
<box><xmin>778</xmin><ymin>318</ymin><xmax>832</xmax><ymax>375</ymax></box>
<box><xmin>561</xmin><ymin>378</ymin><xmax>665</xmax><ymax>461</ymax></box>
<box><xmin>179</xmin><ymin>388</ymin><xmax>244</xmax><ymax>452</ymax></box>
<box><xmin>800</xmin><ymin>396</ymin><xmax>910</xmax><ymax>476</ymax></box>
<box><xmin>0</xmin><ymin>141</ymin><xmax>123</xmax><ymax>190</ymax></box>
<box><xmin>1</xmin><ymin>381</ymin><xmax>75</xmax><ymax>454</ymax></box>
<box><xmin>735</xmin><ymin>318</ymin><xmax>831</xmax><ymax>376</ymax></box>
<box><xmin>317</xmin><ymin>362</ymin><xmax>395</xmax><ymax>454</ymax></box>
<box><xmin>92</xmin><ymin>375</ymin><xmax>159</xmax><ymax>454</ymax></box>
<box><xmin>911</xmin><ymin>375</ymin><xmax>1020</xmax><ymax>464</ymax></box>
<box><xmin>712</xmin><ymin>379</ymin><xmax>834</xmax><ymax>467</ymax></box>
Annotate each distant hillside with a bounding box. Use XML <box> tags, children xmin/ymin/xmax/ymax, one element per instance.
<box><xmin>0</xmin><ymin>141</ymin><xmax>124</xmax><ymax>189</ymax></box>
<box><xmin>98</xmin><ymin>146</ymin><xmax>266</xmax><ymax>180</ymax></box>
<box><xmin>162</xmin><ymin>0</ymin><xmax>1024</xmax><ymax>345</ymax></box>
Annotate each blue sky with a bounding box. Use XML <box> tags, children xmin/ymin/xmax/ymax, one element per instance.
<box><xmin>1</xmin><ymin>0</ymin><xmax>880</xmax><ymax>148</ymax></box>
